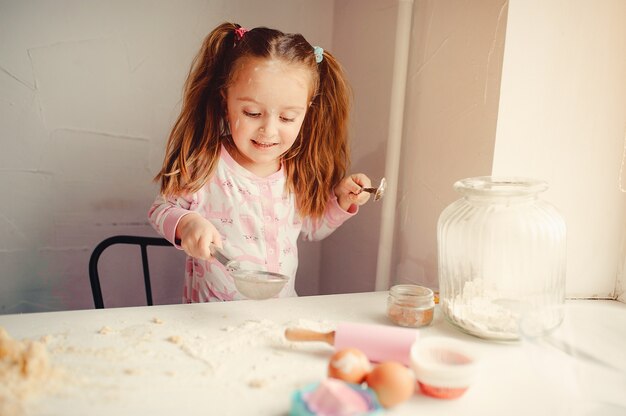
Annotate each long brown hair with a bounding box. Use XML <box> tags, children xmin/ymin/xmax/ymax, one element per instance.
<box><xmin>155</xmin><ymin>22</ymin><xmax>352</xmax><ymax>219</ymax></box>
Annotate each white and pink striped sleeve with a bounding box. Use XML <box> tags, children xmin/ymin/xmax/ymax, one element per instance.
<box><xmin>300</xmin><ymin>195</ymin><xmax>357</xmax><ymax>241</ymax></box>
<box><xmin>148</xmin><ymin>193</ymin><xmax>197</xmax><ymax>248</ymax></box>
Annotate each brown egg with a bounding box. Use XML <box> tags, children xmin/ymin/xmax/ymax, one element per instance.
<box><xmin>365</xmin><ymin>361</ymin><xmax>415</xmax><ymax>408</ymax></box>
<box><xmin>328</xmin><ymin>348</ymin><xmax>372</xmax><ymax>384</ymax></box>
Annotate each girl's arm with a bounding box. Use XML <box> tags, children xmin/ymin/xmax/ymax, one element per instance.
<box><xmin>148</xmin><ymin>193</ymin><xmax>194</xmax><ymax>245</ymax></box>
<box><xmin>148</xmin><ymin>193</ymin><xmax>221</xmax><ymax>259</ymax></box>
<box><xmin>300</xmin><ymin>173</ymin><xmax>372</xmax><ymax>241</ymax></box>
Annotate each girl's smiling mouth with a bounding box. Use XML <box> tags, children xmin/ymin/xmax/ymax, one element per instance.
<box><xmin>251</xmin><ymin>139</ymin><xmax>278</xmax><ymax>148</ymax></box>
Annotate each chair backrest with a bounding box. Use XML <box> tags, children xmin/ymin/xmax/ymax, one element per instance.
<box><xmin>88</xmin><ymin>235</ymin><xmax>173</xmax><ymax>309</ymax></box>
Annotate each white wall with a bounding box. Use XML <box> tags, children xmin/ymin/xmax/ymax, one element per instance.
<box><xmin>0</xmin><ymin>0</ymin><xmax>336</xmax><ymax>312</ymax></box>
<box><xmin>492</xmin><ymin>0</ymin><xmax>626</xmax><ymax>298</ymax></box>
<box><xmin>394</xmin><ymin>0</ymin><xmax>508</xmax><ymax>289</ymax></box>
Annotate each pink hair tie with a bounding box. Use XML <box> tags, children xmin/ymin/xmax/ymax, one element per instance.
<box><xmin>234</xmin><ymin>27</ymin><xmax>248</xmax><ymax>43</ymax></box>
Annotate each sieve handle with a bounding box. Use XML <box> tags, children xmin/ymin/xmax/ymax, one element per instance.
<box><xmin>209</xmin><ymin>243</ymin><xmax>240</xmax><ymax>271</ymax></box>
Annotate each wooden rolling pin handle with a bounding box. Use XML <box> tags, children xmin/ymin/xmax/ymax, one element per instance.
<box><xmin>284</xmin><ymin>328</ymin><xmax>336</xmax><ymax>345</ymax></box>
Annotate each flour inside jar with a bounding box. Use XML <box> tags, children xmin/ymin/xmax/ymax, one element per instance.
<box><xmin>442</xmin><ymin>279</ymin><xmax>522</xmax><ymax>340</ymax></box>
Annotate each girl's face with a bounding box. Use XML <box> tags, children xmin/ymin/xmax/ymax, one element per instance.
<box><xmin>225</xmin><ymin>57</ymin><xmax>312</xmax><ymax>177</ymax></box>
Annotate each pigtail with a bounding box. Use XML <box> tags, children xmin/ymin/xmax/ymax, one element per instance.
<box><xmin>286</xmin><ymin>50</ymin><xmax>352</xmax><ymax>219</ymax></box>
<box><xmin>155</xmin><ymin>22</ymin><xmax>240</xmax><ymax>197</ymax></box>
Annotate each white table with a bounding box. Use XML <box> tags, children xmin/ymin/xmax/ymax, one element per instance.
<box><xmin>1</xmin><ymin>292</ymin><xmax>624</xmax><ymax>415</ymax></box>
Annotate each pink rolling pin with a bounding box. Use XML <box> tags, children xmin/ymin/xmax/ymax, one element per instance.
<box><xmin>284</xmin><ymin>322</ymin><xmax>418</xmax><ymax>366</ymax></box>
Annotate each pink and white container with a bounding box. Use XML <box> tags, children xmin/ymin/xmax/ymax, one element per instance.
<box><xmin>409</xmin><ymin>336</ymin><xmax>479</xmax><ymax>399</ymax></box>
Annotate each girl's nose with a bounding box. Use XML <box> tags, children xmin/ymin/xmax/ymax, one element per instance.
<box><xmin>260</xmin><ymin>116</ymin><xmax>278</xmax><ymax>137</ymax></box>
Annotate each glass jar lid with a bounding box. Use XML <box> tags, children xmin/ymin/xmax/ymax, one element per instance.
<box><xmin>454</xmin><ymin>176</ymin><xmax>548</xmax><ymax>198</ymax></box>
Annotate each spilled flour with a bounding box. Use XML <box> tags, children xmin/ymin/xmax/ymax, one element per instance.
<box><xmin>156</xmin><ymin>317</ymin><xmax>336</xmax><ymax>391</ymax></box>
<box><xmin>1</xmin><ymin>316</ymin><xmax>337</xmax><ymax>414</ymax></box>
<box><xmin>0</xmin><ymin>327</ymin><xmax>61</xmax><ymax>416</ymax></box>
<box><xmin>169</xmin><ymin>318</ymin><xmax>334</xmax><ymax>374</ymax></box>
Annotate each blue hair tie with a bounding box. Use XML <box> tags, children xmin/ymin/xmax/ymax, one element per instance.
<box><xmin>313</xmin><ymin>46</ymin><xmax>324</xmax><ymax>64</ymax></box>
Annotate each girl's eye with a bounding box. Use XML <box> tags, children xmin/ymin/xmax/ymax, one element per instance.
<box><xmin>280</xmin><ymin>116</ymin><xmax>296</xmax><ymax>122</ymax></box>
<box><xmin>243</xmin><ymin>111</ymin><xmax>260</xmax><ymax>118</ymax></box>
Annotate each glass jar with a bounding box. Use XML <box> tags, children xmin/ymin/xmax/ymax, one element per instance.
<box><xmin>386</xmin><ymin>284</ymin><xmax>435</xmax><ymax>328</ymax></box>
<box><xmin>437</xmin><ymin>177</ymin><xmax>566</xmax><ymax>341</ymax></box>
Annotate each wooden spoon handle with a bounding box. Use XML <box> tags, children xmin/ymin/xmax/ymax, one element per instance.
<box><xmin>284</xmin><ymin>328</ymin><xmax>335</xmax><ymax>345</ymax></box>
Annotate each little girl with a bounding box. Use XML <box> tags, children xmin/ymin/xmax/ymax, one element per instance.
<box><xmin>149</xmin><ymin>22</ymin><xmax>373</xmax><ymax>302</ymax></box>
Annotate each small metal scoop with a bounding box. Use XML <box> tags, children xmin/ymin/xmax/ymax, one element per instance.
<box><xmin>209</xmin><ymin>244</ymin><xmax>289</xmax><ymax>300</ymax></box>
<box><xmin>361</xmin><ymin>177</ymin><xmax>387</xmax><ymax>201</ymax></box>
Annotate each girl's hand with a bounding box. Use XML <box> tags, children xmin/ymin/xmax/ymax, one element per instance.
<box><xmin>175</xmin><ymin>213</ymin><xmax>223</xmax><ymax>260</ymax></box>
<box><xmin>334</xmin><ymin>173</ymin><xmax>372</xmax><ymax>212</ymax></box>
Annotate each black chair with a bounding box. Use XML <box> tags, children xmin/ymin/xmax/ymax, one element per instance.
<box><xmin>88</xmin><ymin>235</ymin><xmax>173</xmax><ymax>309</ymax></box>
